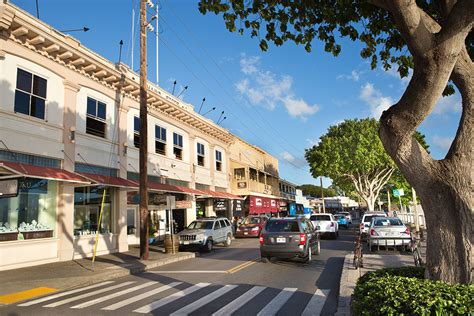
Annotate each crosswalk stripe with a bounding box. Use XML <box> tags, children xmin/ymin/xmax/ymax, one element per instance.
<box><xmin>43</xmin><ymin>281</ymin><xmax>135</xmax><ymax>308</ymax></box>
<box><xmin>133</xmin><ymin>282</ymin><xmax>210</xmax><ymax>314</ymax></box>
<box><xmin>301</xmin><ymin>289</ymin><xmax>330</xmax><ymax>316</ymax></box>
<box><xmin>17</xmin><ymin>281</ymin><xmax>114</xmax><ymax>307</ymax></box>
<box><xmin>70</xmin><ymin>281</ymin><xmax>157</xmax><ymax>309</ymax></box>
<box><xmin>256</xmin><ymin>287</ymin><xmax>297</xmax><ymax>316</ymax></box>
<box><xmin>212</xmin><ymin>286</ymin><xmax>266</xmax><ymax>316</ymax></box>
<box><xmin>102</xmin><ymin>282</ymin><xmax>182</xmax><ymax>311</ymax></box>
<box><xmin>170</xmin><ymin>285</ymin><xmax>238</xmax><ymax>316</ymax></box>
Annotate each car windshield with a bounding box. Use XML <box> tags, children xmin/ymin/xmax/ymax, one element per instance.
<box><xmin>363</xmin><ymin>215</ymin><xmax>384</xmax><ymax>223</ymax></box>
<box><xmin>335</xmin><ymin>214</ymin><xmax>345</xmax><ymax>219</ymax></box>
<box><xmin>265</xmin><ymin>220</ymin><xmax>300</xmax><ymax>232</ymax></box>
<box><xmin>187</xmin><ymin>221</ymin><xmax>213</xmax><ymax>230</ymax></box>
<box><xmin>242</xmin><ymin>217</ymin><xmax>260</xmax><ymax>225</ymax></box>
<box><xmin>374</xmin><ymin>218</ymin><xmax>404</xmax><ymax>227</ymax></box>
<box><xmin>310</xmin><ymin>215</ymin><xmax>331</xmax><ymax>221</ymax></box>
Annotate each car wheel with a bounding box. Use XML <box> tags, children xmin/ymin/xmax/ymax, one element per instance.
<box><xmin>224</xmin><ymin>234</ymin><xmax>232</xmax><ymax>247</ymax></box>
<box><xmin>332</xmin><ymin>232</ymin><xmax>337</xmax><ymax>239</ymax></box>
<box><xmin>204</xmin><ymin>239</ymin><xmax>213</xmax><ymax>252</ymax></box>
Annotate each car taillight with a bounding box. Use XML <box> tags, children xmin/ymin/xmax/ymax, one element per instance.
<box><xmin>330</xmin><ymin>222</ymin><xmax>335</xmax><ymax>227</ymax></box>
<box><xmin>259</xmin><ymin>235</ymin><xmax>264</xmax><ymax>245</ymax></box>
<box><xmin>299</xmin><ymin>233</ymin><xmax>306</xmax><ymax>245</ymax></box>
<box><xmin>370</xmin><ymin>229</ymin><xmax>378</xmax><ymax>236</ymax></box>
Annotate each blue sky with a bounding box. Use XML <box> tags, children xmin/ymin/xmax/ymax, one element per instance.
<box><xmin>11</xmin><ymin>0</ymin><xmax>461</xmax><ymax>187</ymax></box>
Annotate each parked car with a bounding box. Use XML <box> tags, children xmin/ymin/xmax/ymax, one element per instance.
<box><xmin>334</xmin><ymin>214</ymin><xmax>349</xmax><ymax>228</ymax></box>
<box><xmin>368</xmin><ymin>217</ymin><xmax>411</xmax><ymax>251</ymax></box>
<box><xmin>310</xmin><ymin>213</ymin><xmax>339</xmax><ymax>239</ymax></box>
<box><xmin>178</xmin><ymin>217</ymin><xmax>233</xmax><ymax>252</ymax></box>
<box><xmin>260</xmin><ymin>217</ymin><xmax>320</xmax><ymax>263</ymax></box>
<box><xmin>235</xmin><ymin>216</ymin><xmax>267</xmax><ymax>238</ymax></box>
<box><xmin>339</xmin><ymin>211</ymin><xmax>352</xmax><ymax>224</ymax></box>
<box><xmin>360</xmin><ymin>212</ymin><xmax>387</xmax><ymax>238</ymax></box>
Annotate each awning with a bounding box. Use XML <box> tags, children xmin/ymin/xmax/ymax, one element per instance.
<box><xmin>248</xmin><ymin>195</ymin><xmax>280</xmax><ymax>214</ymax></box>
<box><xmin>198</xmin><ymin>190</ymin><xmax>244</xmax><ymax>200</ymax></box>
<box><xmin>78</xmin><ymin>172</ymin><xmax>138</xmax><ymax>188</ymax></box>
<box><xmin>0</xmin><ymin>161</ymin><xmax>90</xmax><ymax>184</ymax></box>
<box><xmin>147</xmin><ymin>181</ymin><xmax>205</xmax><ymax>195</ymax></box>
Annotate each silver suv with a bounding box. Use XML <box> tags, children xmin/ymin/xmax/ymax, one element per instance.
<box><xmin>178</xmin><ymin>217</ymin><xmax>233</xmax><ymax>252</ymax></box>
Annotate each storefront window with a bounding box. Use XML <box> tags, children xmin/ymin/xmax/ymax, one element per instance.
<box><xmin>74</xmin><ymin>187</ymin><xmax>112</xmax><ymax>236</ymax></box>
<box><xmin>0</xmin><ymin>178</ymin><xmax>57</xmax><ymax>241</ymax></box>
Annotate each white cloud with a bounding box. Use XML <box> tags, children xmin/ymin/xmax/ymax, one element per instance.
<box><xmin>432</xmin><ymin>94</ymin><xmax>461</xmax><ymax>115</ymax></box>
<box><xmin>240</xmin><ymin>54</ymin><xmax>261</xmax><ymax>74</ymax></box>
<box><xmin>381</xmin><ymin>64</ymin><xmax>413</xmax><ymax>86</ymax></box>
<box><xmin>432</xmin><ymin>135</ymin><xmax>453</xmax><ymax>151</ymax></box>
<box><xmin>360</xmin><ymin>83</ymin><xmax>394</xmax><ymax>119</ymax></box>
<box><xmin>282</xmin><ymin>151</ymin><xmax>295</xmax><ymax>163</ymax></box>
<box><xmin>337</xmin><ymin>70</ymin><xmax>361</xmax><ymax>82</ymax></box>
<box><xmin>236</xmin><ymin>55</ymin><xmax>320</xmax><ymax>120</ymax></box>
<box><xmin>306</xmin><ymin>138</ymin><xmax>320</xmax><ymax>147</ymax></box>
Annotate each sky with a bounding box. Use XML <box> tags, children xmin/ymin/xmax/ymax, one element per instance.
<box><xmin>11</xmin><ymin>0</ymin><xmax>462</xmax><ymax>187</ymax></box>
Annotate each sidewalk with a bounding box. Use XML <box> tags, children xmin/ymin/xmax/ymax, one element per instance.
<box><xmin>0</xmin><ymin>245</ymin><xmax>195</xmax><ymax>305</ymax></box>
<box><xmin>336</xmin><ymin>238</ymin><xmax>427</xmax><ymax>316</ymax></box>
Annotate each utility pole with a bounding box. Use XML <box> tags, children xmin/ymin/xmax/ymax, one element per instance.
<box><xmin>139</xmin><ymin>0</ymin><xmax>149</xmax><ymax>260</ymax></box>
<box><xmin>320</xmin><ymin>176</ymin><xmax>326</xmax><ymax>213</ymax></box>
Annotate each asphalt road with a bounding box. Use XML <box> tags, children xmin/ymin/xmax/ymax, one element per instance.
<box><xmin>1</xmin><ymin>227</ymin><xmax>356</xmax><ymax>316</ymax></box>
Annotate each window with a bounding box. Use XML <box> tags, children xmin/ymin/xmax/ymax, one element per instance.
<box><xmin>155</xmin><ymin>125</ymin><xmax>166</xmax><ymax>155</ymax></box>
<box><xmin>14</xmin><ymin>69</ymin><xmax>47</xmax><ymax>119</ymax></box>
<box><xmin>215</xmin><ymin>150</ymin><xmax>222</xmax><ymax>171</ymax></box>
<box><xmin>133</xmin><ymin>116</ymin><xmax>140</xmax><ymax>148</ymax></box>
<box><xmin>197</xmin><ymin>142</ymin><xmax>205</xmax><ymax>167</ymax></box>
<box><xmin>234</xmin><ymin>168</ymin><xmax>245</xmax><ymax>180</ymax></box>
<box><xmin>259</xmin><ymin>172</ymin><xmax>265</xmax><ymax>184</ymax></box>
<box><xmin>74</xmin><ymin>187</ymin><xmax>112</xmax><ymax>235</ymax></box>
<box><xmin>173</xmin><ymin>133</ymin><xmax>183</xmax><ymax>160</ymax></box>
<box><xmin>86</xmin><ymin>97</ymin><xmax>106</xmax><ymax>138</ymax></box>
<box><xmin>249</xmin><ymin>168</ymin><xmax>257</xmax><ymax>181</ymax></box>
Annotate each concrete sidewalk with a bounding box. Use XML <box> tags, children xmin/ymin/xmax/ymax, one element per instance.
<box><xmin>0</xmin><ymin>245</ymin><xmax>195</xmax><ymax>305</ymax></box>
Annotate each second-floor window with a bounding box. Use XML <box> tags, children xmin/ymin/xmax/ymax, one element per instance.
<box><xmin>133</xmin><ymin>116</ymin><xmax>140</xmax><ymax>148</ymax></box>
<box><xmin>86</xmin><ymin>97</ymin><xmax>106</xmax><ymax>138</ymax></box>
<box><xmin>234</xmin><ymin>168</ymin><xmax>245</xmax><ymax>180</ymax></box>
<box><xmin>155</xmin><ymin>125</ymin><xmax>166</xmax><ymax>155</ymax></box>
<box><xmin>173</xmin><ymin>133</ymin><xmax>183</xmax><ymax>160</ymax></box>
<box><xmin>14</xmin><ymin>68</ymin><xmax>47</xmax><ymax>120</ymax></box>
<box><xmin>215</xmin><ymin>150</ymin><xmax>222</xmax><ymax>171</ymax></box>
<box><xmin>197</xmin><ymin>142</ymin><xmax>205</xmax><ymax>167</ymax></box>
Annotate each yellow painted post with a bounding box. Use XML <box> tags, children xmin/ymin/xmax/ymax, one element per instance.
<box><xmin>92</xmin><ymin>189</ymin><xmax>106</xmax><ymax>265</ymax></box>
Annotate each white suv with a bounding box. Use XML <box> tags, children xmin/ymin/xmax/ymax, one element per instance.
<box><xmin>178</xmin><ymin>217</ymin><xmax>233</xmax><ymax>252</ymax></box>
<box><xmin>310</xmin><ymin>213</ymin><xmax>339</xmax><ymax>239</ymax></box>
<box><xmin>360</xmin><ymin>212</ymin><xmax>387</xmax><ymax>237</ymax></box>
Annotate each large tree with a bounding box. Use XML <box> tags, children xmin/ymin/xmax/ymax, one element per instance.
<box><xmin>198</xmin><ymin>1</ymin><xmax>473</xmax><ymax>283</ymax></box>
<box><xmin>305</xmin><ymin>119</ymin><xmax>396</xmax><ymax>212</ymax></box>
<box><xmin>298</xmin><ymin>184</ymin><xmax>337</xmax><ymax>198</ymax></box>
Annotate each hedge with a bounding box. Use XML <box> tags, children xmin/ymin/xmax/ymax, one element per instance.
<box><xmin>353</xmin><ymin>267</ymin><xmax>473</xmax><ymax>315</ymax></box>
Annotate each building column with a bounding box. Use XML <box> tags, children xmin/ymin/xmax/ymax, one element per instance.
<box><xmin>205</xmin><ymin>198</ymin><xmax>215</xmax><ymax>217</ymax></box>
<box><xmin>116</xmin><ymin>95</ymin><xmax>129</xmax><ymax>253</ymax></box>
<box><xmin>209</xmin><ymin>144</ymin><xmax>215</xmax><ymax>191</ymax></box>
<box><xmin>58</xmin><ymin>80</ymin><xmax>79</xmax><ymax>262</ymax></box>
<box><xmin>189</xmin><ymin>134</ymin><xmax>196</xmax><ymax>189</ymax></box>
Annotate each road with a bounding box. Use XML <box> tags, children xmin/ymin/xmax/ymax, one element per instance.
<box><xmin>1</xmin><ymin>228</ymin><xmax>356</xmax><ymax>316</ymax></box>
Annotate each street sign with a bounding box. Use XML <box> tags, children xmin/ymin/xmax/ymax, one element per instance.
<box><xmin>393</xmin><ymin>189</ymin><xmax>405</xmax><ymax>197</ymax></box>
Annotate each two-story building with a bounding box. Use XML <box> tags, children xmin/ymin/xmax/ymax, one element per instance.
<box><xmin>278</xmin><ymin>179</ymin><xmax>296</xmax><ymax>216</ymax></box>
<box><xmin>0</xmin><ymin>1</ymin><xmax>242</xmax><ymax>270</ymax></box>
<box><xmin>228</xmin><ymin>137</ymin><xmax>280</xmax><ymax>217</ymax></box>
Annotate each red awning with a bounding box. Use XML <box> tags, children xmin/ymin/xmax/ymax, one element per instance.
<box><xmin>198</xmin><ymin>190</ymin><xmax>244</xmax><ymax>200</ymax></box>
<box><xmin>147</xmin><ymin>181</ymin><xmax>205</xmax><ymax>195</ymax></box>
<box><xmin>0</xmin><ymin>161</ymin><xmax>90</xmax><ymax>184</ymax></box>
<box><xmin>78</xmin><ymin>172</ymin><xmax>138</xmax><ymax>188</ymax></box>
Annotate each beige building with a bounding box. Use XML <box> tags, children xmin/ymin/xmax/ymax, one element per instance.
<box><xmin>229</xmin><ymin>137</ymin><xmax>280</xmax><ymax>215</ymax></box>
<box><xmin>0</xmin><ymin>1</ymin><xmax>247</xmax><ymax>270</ymax></box>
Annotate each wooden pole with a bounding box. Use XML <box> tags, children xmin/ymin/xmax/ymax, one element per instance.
<box><xmin>139</xmin><ymin>0</ymin><xmax>149</xmax><ymax>260</ymax></box>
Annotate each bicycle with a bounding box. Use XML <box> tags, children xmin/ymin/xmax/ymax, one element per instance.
<box><xmin>353</xmin><ymin>233</ymin><xmax>363</xmax><ymax>269</ymax></box>
<box><xmin>410</xmin><ymin>232</ymin><xmax>423</xmax><ymax>267</ymax></box>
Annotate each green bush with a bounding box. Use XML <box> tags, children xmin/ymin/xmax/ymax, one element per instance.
<box><xmin>353</xmin><ymin>267</ymin><xmax>474</xmax><ymax>315</ymax></box>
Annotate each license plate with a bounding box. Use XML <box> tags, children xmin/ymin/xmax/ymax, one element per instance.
<box><xmin>183</xmin><ymin>241</ymin><xmax>189</xmax><ymax>245</ymax></box>
<box><xmin>276</xmin><ymin>237</ymin><xmax>286</xmax><ymax>243</ymax></box>
<box><xmin>244</xmin><ymin>232</ymin><xmax>248</xmax><ymax>235</ymax></box>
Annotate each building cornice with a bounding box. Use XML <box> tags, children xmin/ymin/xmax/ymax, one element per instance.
<box><xmin>0</xmin><ymin>1</ymin><xmax>234</xmax><ymax>144</ymax></box>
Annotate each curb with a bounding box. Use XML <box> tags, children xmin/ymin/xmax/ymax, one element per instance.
<box><xmin>335</xmin><ymin>254</ymin><xmax>359</xmax><ymax>316</ymax></box>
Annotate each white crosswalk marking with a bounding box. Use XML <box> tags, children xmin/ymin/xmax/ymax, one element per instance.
<box><xmin>70</xmin><ymin>281</ymin><xmax>157</xmax><ymax>309</ymax></box>
<box><xmin>133</xmin><ymin>282</ymin><xmax>210</xmax><ymax>314</ymax></box>
<box><xmin>212</xmin><ymin>286</ymin><xmax>266</xmax><ymax>316</ymax></box>
<box><xmin>301</xmin><ymin>289</ymin><xmax>330</xmax><ymax>316</ymax></box>
<box><xmin>256</xmin><ymin>287</ymin><xmax>298</xmax><ymax>316</ymax></box>
<box><xmin>17</xmin><ymin>281</ymin><xmax>115</xmax><ymax>307</ymax></box>
<box><xmin>102</xmin><ymin>282</ymin><xmax>182</xmax><ymax>311</ymax></box>
<box><xmin>170</xmin><ymin>284</ymin><xmax>238</xmax><ymax>316</ymax></box>
<box><xmin>43</xmin><ymin>281</ymin><xmax>135</xmax><ymax>308</ymax></box>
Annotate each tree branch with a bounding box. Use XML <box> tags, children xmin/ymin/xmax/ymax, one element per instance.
<box><xmin>438</xmin><ymin>0</ymin><xmax>474</xmax><ymax>44</ymax></box>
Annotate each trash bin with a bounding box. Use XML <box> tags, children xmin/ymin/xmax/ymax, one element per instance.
<box><xmin>164</xmin><ymin>233</ymin><xmax>179</xmax><ymax>254</ymax></box>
